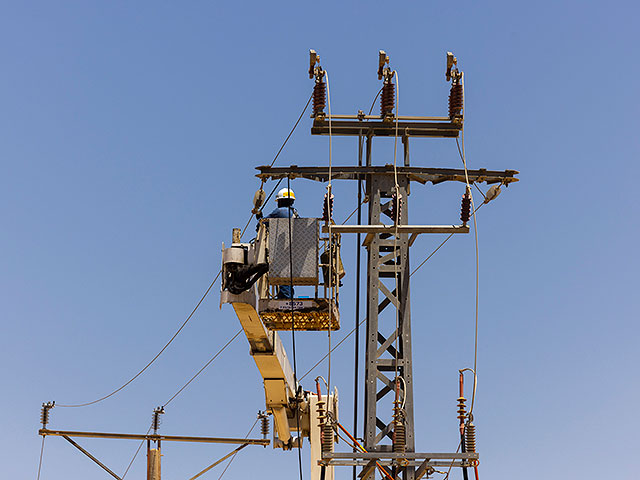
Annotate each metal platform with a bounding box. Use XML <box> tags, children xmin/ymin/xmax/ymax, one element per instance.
<box><xmin>259</xmin><ymin>298</ymin><xmax>340</xmax><ymax>331</ymax></box>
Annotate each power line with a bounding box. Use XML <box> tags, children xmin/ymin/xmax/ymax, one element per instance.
<box><xmin>57</xmin><ymin>270</ymin><xmax>222</xmax><ymax>408</ymax></box>
<box><xmin>162</xmin><ymin>330</ymin><xmax>242</xmax><ymax>407</ymax></box>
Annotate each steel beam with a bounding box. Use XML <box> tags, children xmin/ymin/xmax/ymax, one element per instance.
<box><xmin>256</xmin><ymin>165</ymin><xmax>519</xmax><ymax>185</ymax></box>
<box><xmin>323</xmin><ymin>225</ymin><xmax>469</xmax><ymax>235</ymax></box>
<box><xmin>310</xmin><ymin>119</ymin><xmax>461</xmax><ymax>138</ymax></box>
<box><xmin>40</xmin><ymin>429</ymin><xmax>269</xmax><ymax>446</ymax></box>
<box><xmin>61</xmin><ymin>435</ymin><xmax>122</xmax><ymax>480</ymax></box>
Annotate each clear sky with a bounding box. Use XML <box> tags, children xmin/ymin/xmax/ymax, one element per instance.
<box><xmin>2</xmin><ymin>1</ymin><xmax>638</xmax><ymax>479</ymax></box>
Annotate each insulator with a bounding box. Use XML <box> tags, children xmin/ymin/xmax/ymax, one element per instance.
<box><xmin>261</xmin><ymin>415</ymin><xmax>270</xmax><ymax>438</ymax></box>
<box><xmin>393</xmin><ymin>421</ymin><xmax>406</xmax><ymax>453</ymax></box>
<box><xmin>392</xmin><ymin>404</ymin><xmax>406</xmax><ymax>454</ymax></box>
<box><xmin>151</xmin><ymin>406</ymin><xmax>164</xmax><ymax>433</ymax></box>
<box><xmin>322</xmin><ymin>193</ymin><xmax>334</xmax><ymax>222</ymax></box>
<box><xmin>460</xmin><ymin>191</ymin><xmax>471</xmax><ymax>224</ymax></box>
<box><xmin>313</xmin><ymin>80</ymin><xmax>327</xmax><ymax>117</ymax></box>
<box><xmin>449</xmin><ymin>81</ymin><xmax>464</xmax><ymax>118</ymax></box>
<box><xmin>380</xmin><ymin>81</ymin><xmax>395</xmax><ymax>117</ymax></box>
<box><xmin>40</xmin><ymin>402</ymin><xmax>54</xmax><ymax>427</ymax></box>
<box><xmin>322</xmin><ymin>422</ymin><xmax>334</xmax><ymax>454</ymax></box>
<box><xmin>391</xmin><ymin>191</ymin><xmax>403</xmax><ymax>224</ymax></box>
<box><xmin>457</xmin><ymin>396</ymin><xmax>467</xmax><ymax>423</ymax></box>
<box><xmin>465</xmin><ymin>421</ymin><xmax>477</xmax><ymax>453</ymax></box>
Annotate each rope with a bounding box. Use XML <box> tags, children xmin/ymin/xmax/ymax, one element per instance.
<box><xmin>57</xmin><ymin>270</ymin><xmax>222</xmax><ymax>408</ymax></box>
<box><xmin>162</xmin><ymin>330</ymin><xmax>243</xmax><ymax>407</ymax></box>
<box><xmin>36</xmin><ymin>436</ymin><xmax>46</xmax><ymax>480</ymax></box>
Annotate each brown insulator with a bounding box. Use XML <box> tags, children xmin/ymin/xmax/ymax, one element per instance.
<box><xmin>322</xmin><ymin>193</ymin><xmax>334</xmax><ymax>222</ymax></box>
<box><xmin>393</xmin><ymin>405</ymin><xmax>406</xmax><ymax>454</ymax></box>
<box><xmin>322</xmin><ymin>422</ymin><xmax>334</xmax><ymax>454</ymax></box>
<box><xmin>380</xmin><ymin>81</ymin><xmax>395</xmax><ymax>117</ymax></box>
<box><xmin>260</xmin><ymin>413</ymin><xmax>270</xmax><ymax>438</ymax></box>
<box><xmin>449</xmin><ymin>81</ymin><xmax>464</xmax><ymax>118</ymax></box>
<box><xmin>460</xmin><ymin>191</ymin><xmax>471</xmax><ymax>224</ymax></box>
<box><xmin>465</xmin><ymin>421</ymin><xmax>477</xmax><ymax>453</ymax></box>
<box><xmin>313</xmin><ymin>80</ymin><xmax>327</xmax><ymax>116</ymax></box>
<box><xmin>41</xmin><ymin>402</ymin><xmax>54</xmax><ymax>428</ymax></box>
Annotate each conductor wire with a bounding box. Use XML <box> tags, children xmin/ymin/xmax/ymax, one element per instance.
<box><xmin>162</xmin><ymin>330</ymin><xmax>243</xmax><ymax>407</ymax></box>
<box><xmin>392</xmin><ymin>70</ymin><xmax>401</xmax><ymax>393</ymax></box>
<box><xmin>57</xmin><ymin>270</ymin><xmax>222</xmax><ymax>408</ymax></box>
<box><xmin>456</xmin><ymin>79</ymin><xmax>480</xmax><ymax>414</ymax></box>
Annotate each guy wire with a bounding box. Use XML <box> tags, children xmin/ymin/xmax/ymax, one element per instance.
<box><xmin>57</xmin><ymin>269</ymin><xmax>222</xmax><ymax>408</ymax></box>
<box><xmin>217</xmin><ymin>417</ymin><xmax>260</xmax><ymax>480</ymax></box>
<box><xmin>36</xmin><ymin>436</ymin><xmax>46</xmax><ymax>480</ymax></box>
<box><xmin>122</xmin><ymin>425</ymin><xmax>153</xmax><ymax>479</ymax></box>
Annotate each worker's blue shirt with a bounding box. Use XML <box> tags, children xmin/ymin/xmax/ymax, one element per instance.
<box><xmin>265</xmin><ymin>206</ymin><xmax>299</xmax><ymax>219</ymax></box>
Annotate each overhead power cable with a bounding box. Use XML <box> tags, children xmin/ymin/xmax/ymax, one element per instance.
<box><xmin>162</xmin><ymin>330</ymin><xmax>242</xmax><ymax>407</ymax></box>
<box><xmin>240</xmin><ymin>93</ymin><xmax>313</xmax><ymax>240</ymax></box>
<box><xmin>410</xmin><ymin>202</ymin><xmax>485</xmax><ymax>278</ymax></box>
<box><xmin>57</xmin><ymin>270</ymin><xmax>222</xmax><ymax>408</ymax></box>
<box><xmin>455</xmin><ymin>77</ymin><xmax>481</xmax><ymax>414</ymax></box>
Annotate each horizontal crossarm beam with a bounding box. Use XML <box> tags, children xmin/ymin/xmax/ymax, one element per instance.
<box><xmin>40</xmin><ymin>429</ymin><xmax>269</xmax><ymax>446</ymax></box>
<box><xmin>324</xmin><ymin>225</ymin><xmax>469</xmax><ymax>235</ymax></box>
<box><xmin>256</xmin><ymin>165</ymin><xmax>519</xmax><ymax>185</ymax></box>
<box><xmin>311</xmin><ymin>119</ymin><xmax>461</xmax><ymax>138</ymax></box>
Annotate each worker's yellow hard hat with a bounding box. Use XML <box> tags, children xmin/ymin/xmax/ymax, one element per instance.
<box><xmin>276</xmin><ymin>188</ymin><xmax>295</xmax><ymax>201</ymax></box>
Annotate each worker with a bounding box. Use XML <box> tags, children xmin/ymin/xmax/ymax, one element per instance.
<box><xmin>265</xmin><ymin>188</ymin><xmax>299</xmax><ymax>220</ymax></box>
<box><xmin>264</xmin><ymin>188</ymin><xmax>299</xmax><ymax>299</ymax></box>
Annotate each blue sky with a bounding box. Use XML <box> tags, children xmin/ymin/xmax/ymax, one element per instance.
<box><xmin>2</xmin><ymin>1</ymin><xmax>639</xmax><ymax>479</ymax></box>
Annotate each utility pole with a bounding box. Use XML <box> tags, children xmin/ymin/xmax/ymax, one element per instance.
<box><xmin>256</xmin><ymin>49</ymin><xmax>519</xmax><ymax>480</ymax></box>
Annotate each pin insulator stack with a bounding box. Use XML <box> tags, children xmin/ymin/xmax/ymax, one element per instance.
<box><xmin>465</xmin><ymin>421</ymin><xmax>477</xmax><ymax>453</ymax></box>
<box><xmin>151</xmin><ymin>407</ymin><xmax>164</xmax><ymax>433</ymax></box>
<box><xmin>313</xmin><ymin>80</ymin><xmax>327</xmax><ymax>117</ymax></box>
<box><xmin>392</xmin><ymin>404</ymin><xmax>406</xmax><ymax>454</ymax></box>
<box><xmin>260</xmin><ymin>413</ymin><xmax>270</xmax><ymax>438</ymax></box>
<box><xmin>41</xmin><ymin>402</ymin><xmax>54</xmax><ymax>428</ymax></box>
<box><xmin>380</xmin><ymin>81</ymin><xmax>395</xmax><ymax>117</ymax></box>
<box><xmin>322</xmin><ymin>422</ymin><xmax>334</xmax><ymax>454</ymax></box>
<box><xmin>460</xmin><ymin>191</ymin><xmax>471</xmax><ymax>224</ymax></box>
<box><xmin>457</xmin><ymin>396</ymin><xmax>468</xmax><ymax>426</ymax></box>
<box><xmin>322</xmin><ymin>193</ymin><xmax>334</xmax><ymax>222</ymax></box>
<box><xmin>449</xmin><ymin>81</ymin><xmax>464</xmax><ymax>118</ymax></box>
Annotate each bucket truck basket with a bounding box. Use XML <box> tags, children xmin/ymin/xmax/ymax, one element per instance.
<box><xmin>258</xmin><ymin>217</ymin><xmax>340</xmax><ymax>331</ymax></box>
